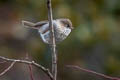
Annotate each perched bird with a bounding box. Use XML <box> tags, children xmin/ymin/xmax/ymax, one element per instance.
<box><xmin>22</xmin><ymin>19</ymin><xmax>73</xmax><ymax>44</ymax></box>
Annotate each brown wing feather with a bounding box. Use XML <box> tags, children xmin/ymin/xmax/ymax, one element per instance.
<box><xmin>34</xmin><ymin>20</ymin><xmax>48</xmax><ymax>28</ymax></box>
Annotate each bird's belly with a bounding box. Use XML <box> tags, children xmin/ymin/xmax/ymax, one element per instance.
<box><xmin>40</xmin><ymin>26</ymin><xmax>71</xmax><ymax>44</ymax></box>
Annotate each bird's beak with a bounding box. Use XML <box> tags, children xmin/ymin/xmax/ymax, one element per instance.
<box><xmin>22</xmin><ymin>20</ymin><xmax>38</xmax><ymax>29</ymax></box>
<box><xmin>70</xmin><ymin>26</ymin><xmax>74</xmax><ymax>29</ymax></box>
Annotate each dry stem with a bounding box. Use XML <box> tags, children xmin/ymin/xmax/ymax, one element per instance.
<box><xmin>46</xmin><ymin>0</ymin><xmax>57</xmax><ymax>80</ymax></box>
<box><xmin>67</xmin><ymin>65</ymin><xmax>120</xmax><ymax>80</ymax></box>
<box><xmin>0</xmin><ymin>56</ymin><xmax>53</xmax><ymax>80</ymax></box>
<box><xmin>0</xmin><ymin>62</ymin><xmax>16</xmax><ymax>76</ymax></box>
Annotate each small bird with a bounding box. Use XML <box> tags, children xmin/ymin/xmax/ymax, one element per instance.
<box><xmin>22</xmin><ymin>19</ymin><xmax>73</xmax><ymax>44</ymax></box>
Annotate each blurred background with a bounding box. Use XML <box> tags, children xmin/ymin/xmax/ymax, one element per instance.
<box><xmin>0</xmin><ymin>0</ymin><xmax>120</xmax><ymax>80</ymax></box>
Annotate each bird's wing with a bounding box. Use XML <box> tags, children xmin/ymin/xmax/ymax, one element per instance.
<box><xmin>34</xmin><ymin>20</ymin><xmax>48</xmax><ymax>29</ymax></box>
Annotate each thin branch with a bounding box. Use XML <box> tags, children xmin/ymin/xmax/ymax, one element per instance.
<box><xmin>0</xmin><ymin>56</ymin><xmax>53</xmax><ymax>80</ymax></box>
<box><xmin>46</xmin><ymin>0</ymin><xmax>57</xmax><ymax>80</ymax></box>
<box><xmin>0</xmin><ymin>62</ymin><xmax>16</xmax><ymax>76</ymax></box>
<box><xmin>25</xmin><ymin>53</ymin><xmax>35</xmax><ymax>80</ymax></box>
<box><xmin>28</xmin><ymin>64</ymin><xmax>34</xmax><ymax>80</ymax></box>
<box><xmin>67</xmin><ymin>65</ymin><xmax>120</xmax><ymax>80</ymax></box>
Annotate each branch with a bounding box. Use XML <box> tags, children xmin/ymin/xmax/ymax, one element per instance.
<box><xmin>25</xmin><ymin>53</ymin><xmax>35</xmax><ymax>80</ymax></box>
<box><xmin>46</xmin><ymin>0</ymin><xmax>57</xmax><ymax>80</ymax></box>
<box><xmin>0</xmin><ymin>56</ymin><xmax>53</xmax><ymax>80</ymax></box>
<box><xmin>28</xmin><ymin>64</ymin><xmax>34</xmax><ymax>80</ymax></box>
<box><xmin>67</xmin><ymin>65</ymin><xmax>120</xmax><ymax>80</ymax></box>
<box><xmin>0</xmin><ymin>62</ymin><xmax>16</xmax><ymax>76</ymax></box>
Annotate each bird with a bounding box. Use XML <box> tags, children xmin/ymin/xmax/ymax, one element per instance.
<box><xmin>22</xmin><ymin>18</ymin><xmax>73</xmax><ymax>44</ymax></box>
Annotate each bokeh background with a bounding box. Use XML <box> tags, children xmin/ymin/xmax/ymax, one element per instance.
<box><xmin>0</xmin><ymin>0</ymin><xmax>120</xmax><ymax>80</ymax></box>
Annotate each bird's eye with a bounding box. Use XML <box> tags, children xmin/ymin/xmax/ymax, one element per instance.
<box><xmin>66</xmin><ymin>24</ymin><xmax>69</xmax><ymax>27</ymax></box>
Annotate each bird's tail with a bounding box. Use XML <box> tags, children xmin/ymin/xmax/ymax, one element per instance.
<box><xmin>22</xmin><ymin>20</ymin><xmax>37</xmax><ymax>29</ymax></box>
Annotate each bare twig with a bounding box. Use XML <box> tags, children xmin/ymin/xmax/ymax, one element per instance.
<box><xmin>25</xmin><ymin>53</ymin><xmax>35</xmax><ymax>80</ymax></box>
<box><xmin>67</xmin><ymin>65</ymin><xmax>120</xmax><ymax>80</ymax></box>
<box><xmin>0</xmin><ymin>56</ymin><xmax>53</xmax><ymax>80</ymax></box>
<box><xmin>0</xmin><ymin>62</ymin><xmax>16</xmax><ymax>76</ymax></box>
<box><xmin>28</xmin><ymin>64</ymin><xmax>34</xmax><ymax>80</ymax></box>
<box><xmin>46</xmin><ymin>0</ymin><xmax>57</xmax><ymax>80</ymax></box>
